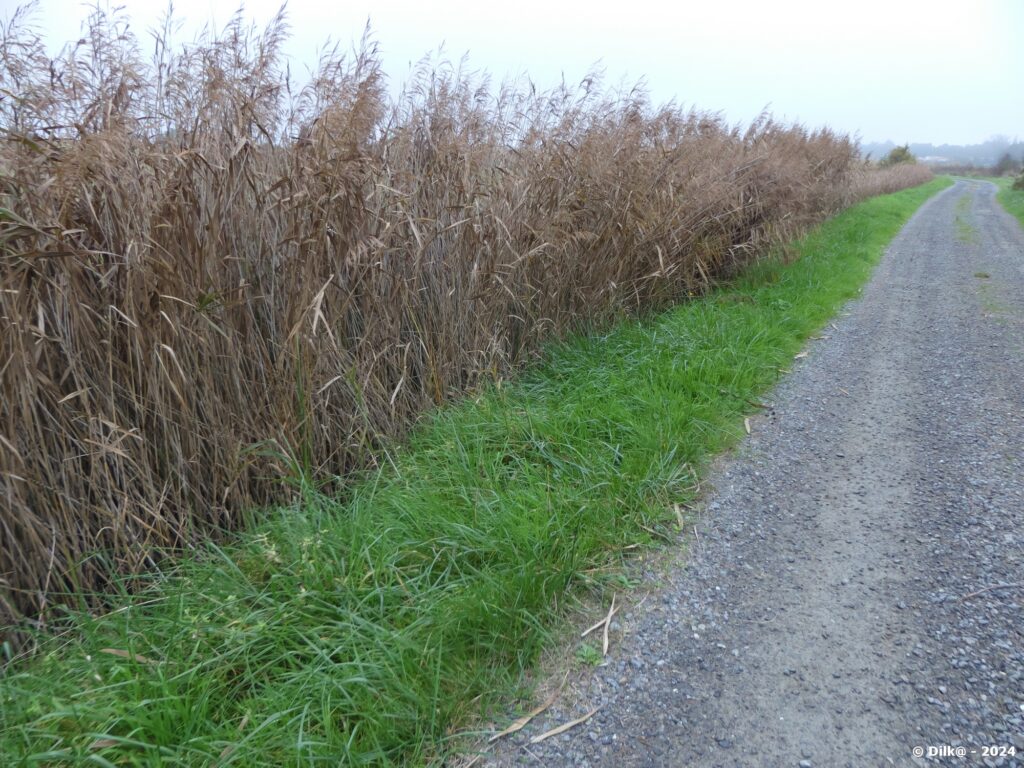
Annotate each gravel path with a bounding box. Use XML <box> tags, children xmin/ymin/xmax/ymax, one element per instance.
<box><xmin>485</xmin><ymin>180</ymin><xmax>1024</xmax><ymax>768</ymax></box>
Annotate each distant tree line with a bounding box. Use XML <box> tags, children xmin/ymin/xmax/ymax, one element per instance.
<box><xmin>870</xmin><ymin>142</ymin><xmax>1023</xmax><ymax>181</ymax></box>
<box><xmin>860</xmin><ymin>136</ymin><xmax>1024</xmax><ymax>167</ymax></box>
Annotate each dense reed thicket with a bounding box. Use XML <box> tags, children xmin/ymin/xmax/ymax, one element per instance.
<box><xmin>0</xmin><ymin>6</ymin><xmax>932</xmax><ymax>627</ymax></box>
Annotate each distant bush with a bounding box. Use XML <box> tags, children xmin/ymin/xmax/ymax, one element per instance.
<box><xmin>0</xmin><ymin>4</ymin><xmax>932</xmax><ymax>628</ymax></box>
<box><xmin>1014</xmin><ymin>173</ymin><xmax>1024</xmax><ymax>191</ymax></box>
<box><xmin>993</xmin><ymin>152</ymin><xmax>1021</xmax><ymax>177</ymax></box>
<box><xmin>880</xmin><ymin>144</ymin><xmax>917</xmax><ymax>167</ymax></box>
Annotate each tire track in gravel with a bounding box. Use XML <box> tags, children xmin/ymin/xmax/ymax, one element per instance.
<box><xmin>486</xmin><ymin>180</ymin><xmax>1024</xmax><ymax>768</ymax></box>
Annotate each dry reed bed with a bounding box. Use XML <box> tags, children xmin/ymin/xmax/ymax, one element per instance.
<box><xmin>0</xmin><ymin>7</ymin><xmax>932</xmax><ymax>627</ymax></box>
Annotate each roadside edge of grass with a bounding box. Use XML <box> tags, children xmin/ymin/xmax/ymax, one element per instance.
<box><xmin>0</xmin><ymin>177</ymin><xmax>953</xmax><ymax>767</ymax></box>
<box><xmin>993</xmin><ymin>176</ymin><xmax>1024</xmax><ymax>227</ymax></box>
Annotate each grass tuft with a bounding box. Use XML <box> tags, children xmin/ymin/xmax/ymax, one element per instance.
<box><xmin>0</xmin><ymin>178</ymin><xmax>950</xmax><ymax>766</ymax></box>
<box><xmin>994</xmin><ymin>177</ymin><xmax>1024</xmax><ymax>227</ymax></box>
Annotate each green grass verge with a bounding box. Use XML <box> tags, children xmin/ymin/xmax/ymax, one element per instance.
<box><xmin>0</xmin><ymin>178</ymin><xmax>952</xmax><ymax>767</ymax></box>
<box><xmin>993</xmin><ymin>176</ymin><xmax>1024</xmax><ymax>227</ymax></box>
<box><xmin>955</xmin><ymin>192</ymin><xmax>978</xmax><ymax>243</ymax></box>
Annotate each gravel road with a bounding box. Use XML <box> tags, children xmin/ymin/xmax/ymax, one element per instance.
<box><xmin>485</xmin><ymin>180</ymin><xmax>1024</xmax><ymax>768</ymax></box>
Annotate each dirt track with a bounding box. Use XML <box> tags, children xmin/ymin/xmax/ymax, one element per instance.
<box><xmin>487</xmin><ymin>180</ymin><xmax>1024</xmax><ymax>767</ymax></box>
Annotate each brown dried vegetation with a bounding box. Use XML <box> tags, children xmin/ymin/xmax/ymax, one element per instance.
<box><xmin>0</xmin><ymin>5</ymin><xmax>932</xmax><ymax>626</ymax></box>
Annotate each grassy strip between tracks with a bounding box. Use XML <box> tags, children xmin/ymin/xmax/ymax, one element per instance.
<box><xmin>994</xmin><ymin>176</ymin><xmax>1024</xmax><ymax>227</ymax></box>
<box><xmin>0</xmin><ymin>177</ymin><xmax>951</xmax><ymax>767</ymax></box>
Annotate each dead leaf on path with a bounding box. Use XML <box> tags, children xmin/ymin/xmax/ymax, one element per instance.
<box><xmin>743</xmin><ymin>417</ymin><xmax>751</xmax><ymax>435</ymax></box>
<box><xmin>794</xmin><ymin>351</ymin><xmax>809</xmax><ymax>359</ymax></box>
<box><xmin>530</xmin><ymin>708</ymin><xmax>600</xmax><ymax>744</ymax></box>
<box><xmin>488</xmin><ymin>673</ymin><xmax>567</xmax><ymax>742</ymax></box>
<box><xmin>602</xmin><ymin>594</ymin><xmax>616</xmax><ymax>656</ymax></box>
<box><xmin>958</xmin><ymin>581</ymin><xmax>1024</xmax><ymax>602</ymax></box>
<box><xmin>582</xmin><ymin>597</ymin><xmax>619</xmax><ymax>639</ymax></box>
<box><xmin>673</xmin><ymin>503</ymin><xmax>686</xmax><ymax>529</ymax></box>
<box><xmin>581</xmin><ymin>617</ymin><xmax>606</xmax><ymax>637</ymax></box>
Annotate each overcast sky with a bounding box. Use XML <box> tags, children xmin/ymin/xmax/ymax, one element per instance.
<box><xmin>4</xmin><ymin>0</ymin><xmax>1022</xmax><ymax>145</ymax></box>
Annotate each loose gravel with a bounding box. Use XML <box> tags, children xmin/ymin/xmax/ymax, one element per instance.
<box><xmin>484</xmin><ymin>180</ymin><xmax>1024</xmax><ymax>768</ymax></box>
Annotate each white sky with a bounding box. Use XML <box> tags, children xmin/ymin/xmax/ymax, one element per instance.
<box><xmin>3</xmin><ymin>0</ymin><xmax>1022</xmax><ymax>145</ymax></box>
